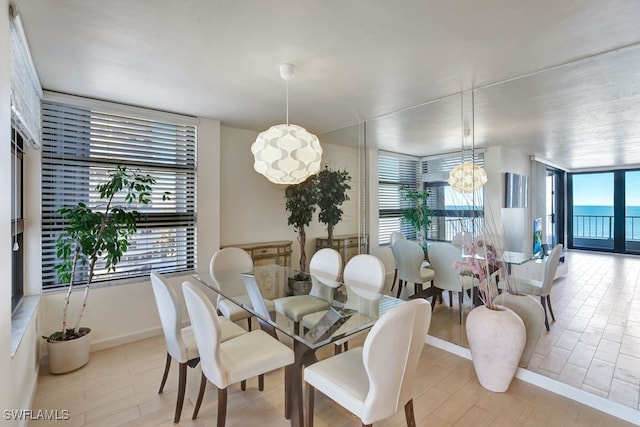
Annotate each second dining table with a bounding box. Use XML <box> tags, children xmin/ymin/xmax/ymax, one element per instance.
<box><xmin>194</xmin><ymin>263</ymin><xmax>403</xmax><ymax>427</ymax></box>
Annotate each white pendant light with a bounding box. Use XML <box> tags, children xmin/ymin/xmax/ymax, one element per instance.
<box><xmin>448</xmin><ymin>89</ymin><xmax>487</xmax><ymax>193</ymax></box>
<box><xmin>251</xmin><ymin>63</ymin><xmax>322</xmax><ymax>185</ymax></box>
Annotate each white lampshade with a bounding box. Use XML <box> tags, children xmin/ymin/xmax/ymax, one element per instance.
<box><xmin>251</xmin><ymin>123</ymin><xmax>323</xmax><ymax>185</ymax></box>
<box><xmin>448</xmin><ymin>162</ymin><xmax>488</xmax><ymax>193</ymax></box>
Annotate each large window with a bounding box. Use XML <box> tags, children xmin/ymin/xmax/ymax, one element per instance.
<box><xmin>41</xmin><ymin>98</ymin><xmax>197</xmax><ymax>289</ymax></box>
<box><xmin>378</xmin><ymin>153</ymin><xmax>420</xmax><ymax>245</ymax></box>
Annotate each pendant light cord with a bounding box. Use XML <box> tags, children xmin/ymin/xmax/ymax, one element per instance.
<box><xmin>285</xmin><ymin>79</ymin><xmax>290</xmax><ymax>126</ymax></box>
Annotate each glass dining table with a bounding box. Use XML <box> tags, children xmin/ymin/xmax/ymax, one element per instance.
<box><xmin>194</xmin><ymin>263</ymin><xmax>403</xmax><ymax>427</ymax></box>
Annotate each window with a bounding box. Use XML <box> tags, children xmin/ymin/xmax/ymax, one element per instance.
<box><xmin>41</xmin><ymin>99</ymin><xmax>197</xmax><ymax>289</ymax></box>
<box><xmin>11</xmin><ymin>126</ymin><xmax>24</xmax><ymax>313</ymax></box>
<box><xmin>378</xmin><ymin>152</ymin><xmax>420</xmax><ymax>245</ymax></box>
<box><xmin>423</xmin><ymin>152</ymin><xmax>484</xmax><ymax>241</ymax></box>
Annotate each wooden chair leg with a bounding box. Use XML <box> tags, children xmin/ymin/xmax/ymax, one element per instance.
<box><xmin>174</xmin><ymin>362</ymin><xmax>187</xmax><ymax>423</ymax></box>
<box><xmin>258</xmin><ymin>374</ymin><xmax>264</xmax><ymax>391</ymax></box>
<box><xmin>192</xmin><ymin>373</ymin><xmax>207</xmax><ymax>420</ymax></box>
<box><xmin>217</xmin><ymin>387</ymin><xmax>228</xmax><ymax>427</ymax></box>
<box><xmin>396</xmin><ymin>280</ymin><xmax>404</xmax><ymax>299</ymax></box>
<box><xmin>306</xmin><ymin>383</ymin><xmax>315</xmax><ymax>427</ymax></box>
<box><xmin>414</xmin><ymin>283</ymin><xmax>423</xmax><ymax>294</ymax></box>
<box><xmin>541</xmin><ymin>296</ymin><xmax>550</xmax><ymax>331</ymax></box>
<box><xmin>449</xmin><ymin>290</ymin><xmax>453</xmax><ymax>307</ymax></box>
<box><xmin>241</xmin><ymin>380</ymin><xmax>246</xmax><ymax>391</ymax></box>
<box><xmin>294</xmin><ymin>321</ymin><xmax>300</xmax><ymax>336</ymax></box>
<box><xmin>391</xmin><ymin>268</ymin><xmax>398</xmax><ymax>292</ymax></box>
<box><xmin>334</xmin><ymin>343</ymin><xmax>342</xmax><ymax>355</ymax></box>
<box><xmin>284</xmin><ymin>365</ymin><xmax>292</xmax><ymax>419</ymax></box>
<box><xmin>404</xmin><ymin>399</ymin><xmax>416</xmax><ymax>427</ymax></box>
<box><xmin>343</xmin><ymin>341</ymin><xmax>349</xmax><ymax>351</ymax></box>
<box><xmin>284</xmin><ymin>365</ymin><xmax>293</xmax><ymax>420</ymax></box>
<box><xmin>546</xmin><ymin>295</ymin><xmax>556</xmax><ymax>320</ymax></box>
<box><xmin>158</xmin><ymin>352</ymin><xmax>171</xmax><ymax>393</ymax></box>
<box><xmin>247</xmin><ymin>317</ymin><xmax>252</xmax><ymax>331</ymax></box>
<box><xmin>458</xmin><ymin>291</ymin><xmax>464</xmax><ymax>324</ymax></box>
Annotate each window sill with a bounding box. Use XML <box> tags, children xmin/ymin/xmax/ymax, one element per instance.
<box><xmin>11</xmin><ymin>295</ymin><xmax>40</xmax><ymax>357</ymax></box>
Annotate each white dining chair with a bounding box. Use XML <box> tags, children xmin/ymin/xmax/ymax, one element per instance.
<box><xmin>149</xmin><ymin>271</ymin><xmax>246</xmax><ymax>423</ymax></box>
<box><xmin>210</xmin><ymin>247</ymin><xmax>275</xmax><ymax>331</ymax></box>
<box><xmin>274</xmin><ymin>248</ymin><xmax>342</xmax><ymax>335</ymax></box>
<box><xmin>304</xmin><ymin>298</ymin><xmax>431</xmax><ymax>427</ymax></box>
<box><xmin>394</xmin><ymin>239</ymin><xmax>435</xmax><ymax>299</ymax></box>
<box><xmin>182</xmin><ymin>281</ymin><xmax>294</xmax><ymax>426</ymax></box>
<box><xmin>389</xmin><ymin>231</ymin><xmax>406</xmax><ymax>292</ymax></box>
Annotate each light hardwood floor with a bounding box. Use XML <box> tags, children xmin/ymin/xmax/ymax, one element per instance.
<box><xmin>31</xmin><ymin>327</ymin><xmax>635</xmax><ymax>426</ymax></box>
<box><xmin>424</xmin><ymin>250</ymin><xmax>640</xmax><ymax>412</ymax></box>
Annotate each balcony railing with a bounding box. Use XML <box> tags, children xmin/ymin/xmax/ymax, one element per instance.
<box><xmin>572</xmin><ymin>214</ymin><xmax>640</xmax><ymax>240</ymax></box>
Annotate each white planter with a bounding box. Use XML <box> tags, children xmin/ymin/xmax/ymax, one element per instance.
<box><xmin>47</xmin><ymin>328</ymin><xmax>91</xmax><ymax>374</ymax></box>
<box><xmin>495</xmin><ymin>292</ymin><xmax>545</xmax><ymax>368</ymax></box>
<box><xmin>466</xmin><ymin>305</ymin><xmax>525</xmax><ymax>392</ymax></box>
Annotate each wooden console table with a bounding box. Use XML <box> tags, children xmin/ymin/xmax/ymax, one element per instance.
<box><xmin>221</xmin><ymin>240</ymin><xmax>292</xmax><ymax>268</ymax></box>
<box><xmin>315</xmin><ymin>234</ymin><xmax>369</xmax><ymax>268</ymax></box>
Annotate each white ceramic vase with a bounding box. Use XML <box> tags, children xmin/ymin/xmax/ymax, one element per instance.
<box><xmin>495</xmin><ymin>292</ymin><xmax>545</xmax><ymax>368</ymax></box>
<box><xmin>47</xmin><ymin>328</ymin><xmax>91</xmax><ymax>374</ymax></box>
<box><xmin>466</xmin><ymin>305</ymin><xmax>525</xmax><ymax>392</ymax></box>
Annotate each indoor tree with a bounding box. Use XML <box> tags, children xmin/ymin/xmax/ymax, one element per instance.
<box><xmin>400</xmin><ymin>185</ymin><xmax>434</xmax><ymax>254</ymax></box>
<box><xmin>285</xmin><ymin>176</ymin><xmax>319</xmax><ymax>272</ymax></box>
<box><xmin>316</xmin><ymin>166</ymin><xmax>351</xmax><ymax>246</ymax></box>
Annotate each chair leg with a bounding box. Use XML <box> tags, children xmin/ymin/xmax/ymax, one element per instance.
<box><xmin>247</xmin><ymin>317</ymin><xmax>252</xmax><ymax>331</ymax></box>
<box><xmin>343</xmin><ymin>341</ymin><xmax>349</xmax><ymax>351</ymax></box>
<box><xmin>414</xmin><ymin>283</ymin><xmax>423</xmax><ymax>294</ymax></box>
<box><xmin>449</xmin><ymin>290</ymin><xmax>453</xmax><ymax>307</ymax></box>
<box><xmin>540</xmin><ymin>296</ymin><xmax>550</xmax><ymax>331</ymax></box>
<box><xmin>217</xmin><ymin>387</ymin><xmax>228</xmax><ymax>427</ymax></box>
<box><xmin>158</xmin><ymin>352</ymin><xmax>171</xmax><ymax>393</ymax></box>
<box><xmin>305</xmin><ymin>383</ymin><xmax>315</xmax><ymax>427</ymax></box>
<box><xmin>396</xmin><ymin>279</ymin><xmax>404</xmax><ymax>299</ymax></box>
<box><xmin>458</xmin><ymin>291</ymin><xmax>464</xmax><ymax>325</ymax></box>
<box><xmin>241</xmin><ymin>379</ymin><xmax>246</xmax><ymax>391</ymax></box>
<box><xmin>404</xmin><ymin>399</ymin><xmax>416</xmax><ymax>427</ymax></box>
<box><xmin>192</xmin><ymin>373</ymin><xmax>207</xmax><ymax>420</ymax></box>
<box><xmin>546</xmin><ymin>295</ymin><xmax>556</xmax><ymax>321</ymax></box>
<box><xmin>334</xmin><ymin>343</ymin><xmax>343</xmax><ymax>355</ymax></box>
<box><xmin>258</xmin><ymin>374</ymin><xmax>264</xmax><ymax>391</ymax></box>
<box><xmin>391</xmin><ymin>268</ymin><xmax>398</xmax><ymax>292</ymax></box>
<box><xmin>294</xmin><ymin>321</ymin><xmax>300</xmax><ymax>336</ymax></box>
<box><xmin>174</xmin><ymin>362</ymin><xmax>188</xmax><ymax>423</ymax></box>
<box><xmin>285</xmin><ymin>365</ymin><xmax>292</xmax><ymax>419</ymax></box>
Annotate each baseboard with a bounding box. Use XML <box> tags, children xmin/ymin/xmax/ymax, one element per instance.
<box><xmin>89</xmin><ymin>327</ymin><xmax>163</xmax><ymax>352</ymax></box>
<box><xmin>425</xmin><ymin>334</ymin><xmax>640</xmax><ymax>426</ymax></box>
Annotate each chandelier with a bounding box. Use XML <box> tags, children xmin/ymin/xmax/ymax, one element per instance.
<box><xmin>251</xmin><ymin>63</ymin><xmax>322</xmax><ymax>185</ymax></box>
<box><xmin>448</xmin><ymin>89</ymin><xmax>487</xmax><ymax>193</ymax></box>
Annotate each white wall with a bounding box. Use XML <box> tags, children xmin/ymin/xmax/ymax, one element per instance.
<box><xmin>219</xmin><ymin>126</ymin><xmax>362</xmax><ymax>271</ymax></box>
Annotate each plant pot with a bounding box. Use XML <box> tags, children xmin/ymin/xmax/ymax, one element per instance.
<box><xmin>47</xmin><ymin>327</ymin><xmax>91</xmax><ymax>374</ymax></box>
<box><xmin>494</xmin><ymin>292</ymin><xmax>545</xmax><ymax>368</ymax></box>
<box><xmin>288</xmin><ymin>278</ymin><xmax>312</xmax><ymax>296</ymax></box>
<box><xmin>466</xmin><ymin>305</ymin><xmax>525</xmax><ymax>392</ymax></box>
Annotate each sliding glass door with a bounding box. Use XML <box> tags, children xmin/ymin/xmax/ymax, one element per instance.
<box><xmin>626</xmin><ymin>171</ymin><xmax>640</xmax><ymax>253</ymax></box>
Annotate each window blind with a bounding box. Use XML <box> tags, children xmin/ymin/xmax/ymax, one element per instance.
<box><xmin>9</xmin><ymin>6</ymin><xmax>42</xmax><ymax>148</ymax></box>
<box><xmin>378</xmin><ymin>153</ymin><xmax>420</xmax><ymax>245</ymax></box>
<box><xmin>41</xmin><ymin>99</ymin><xmax>197</xmax><ymax>289</ymax></box>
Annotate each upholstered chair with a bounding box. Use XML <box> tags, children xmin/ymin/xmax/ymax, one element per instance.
<box><xmin>389</xmin><ymin>231</ymin><xmax>406</xmax><ymax>292</ymax></box>
<box><xmin>182</xmin><ymin>281</ymin><xmax>294</xmax><ymax>426</ymax></box>
<box><xmin>274</xmin><ymin>248</ymin><xmax>342</xmax><ymax>334</ymax></box>
<box><xmin>394</xmin><ymin>239</ymin><xmax>435</xmax><ymax>299</ymax></box>
<box><xmin>149</xmin><ymin>271</ymin><xmax>245</xmax><ymax>423</ymax></box>
<box><xmin>304</xmin><ymin>298</ymin><xmax>431</xmax><ymax>427</ymax></box>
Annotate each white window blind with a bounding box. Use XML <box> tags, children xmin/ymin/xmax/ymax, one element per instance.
<box><xmin>378</xmin><ymin>153</ymin><xmax>420</xmax><ymax>245</ymax></box>
<box><xmin>41</xmin><ymin>99</ymin><xmax>197</xmax><ymax>289</ymax></box>
<box><xmin>9</xmin><ymin>5</ymin><xmax>42</xmax><ymax>148</ymax></box>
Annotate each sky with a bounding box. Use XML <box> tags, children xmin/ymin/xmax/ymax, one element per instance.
<box><xmin>573</xmin><ymin>171</ymin><xmax>640</xmax><ymax>206</ymax></box>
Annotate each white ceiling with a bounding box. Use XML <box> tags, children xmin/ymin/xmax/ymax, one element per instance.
<box><xmin>13</xmin><ymin>0</ymin><xmax>640</xmax><ymax>170</ymax></box>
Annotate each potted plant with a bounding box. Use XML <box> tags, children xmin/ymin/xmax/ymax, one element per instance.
<box><xmin>44</xmin><ymin>166</ymin><xmax>167</xmax><ymax>374</ymax></box>
<box><xmin>400</xmin><ymin>185</ymin><xmax>433</xmax><ymax>254</ymax></box>
<box><xmin>316</xmin><ymin>166</ymin><xmax>351</xmax><ymax>246</ymax></box>
<box><xmin>285</xmin><ymin>176</ymin><xmax>319</xmax><ymax>293</ymax></box>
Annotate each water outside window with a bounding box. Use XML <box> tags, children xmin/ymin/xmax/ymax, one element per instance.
<box><xmin>625</xmin><ymin>171</ymin><xmax>640</xmax><ymax>252</ymax></box>
<box><xmin>572</xmin><ymin>172</ymin><xmax>614</xmax><ymax>251</ymax></box>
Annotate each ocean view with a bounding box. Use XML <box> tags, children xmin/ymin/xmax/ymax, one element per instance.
<box><xmin>573</xmin><ymin>205</ymin><xmax>640</xmax><ymax>239</ymax></box>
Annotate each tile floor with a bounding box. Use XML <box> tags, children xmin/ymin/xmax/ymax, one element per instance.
<box><xmin>421</xmin><ymin>250</ymin><xmax>640</xmax><ymax>411</ymax></box>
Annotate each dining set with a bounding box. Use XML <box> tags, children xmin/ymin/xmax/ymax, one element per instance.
<box><xmin>149</xmin><ymin>245</ymin><xmax>432</xmax><ymax>427</ymax></box>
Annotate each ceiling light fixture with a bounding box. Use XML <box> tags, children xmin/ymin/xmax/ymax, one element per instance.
<box><xmin>448</xmin><ymin>89</ymin><xmax>487</xmax><ymax>193</ymax></box>
<box><xmin>251</xmin><ymin>63</ymin><xmax>322</xmax><ymax>185</ymax></box>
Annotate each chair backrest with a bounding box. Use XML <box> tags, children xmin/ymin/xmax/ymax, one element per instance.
<box><xmin>389</xmin><ymin>232</ymin><xmax>406</xmax><ymax>268</ymax></box>
<box><xmin>343</xmin><ymin>254</ymin><xmax>385</xmax><ymax>300</ymax></box>
<box><xmin>182</xmin><ymin>280</ymin><xmax>228</xmax><ymax>388</ymax></box>
<box><xmin>451</xmin><ymin>231</ymin><xmax>472</xmax><ymax>248</ymax></box>
<box><xmin>150</xmin><ymin>271</ymin><xmax>188</xmax><ymax>362</ymax></box>
<box><xmin>427</xmin><ymin>242</ymin><xmax>473</xmax><ymax>291</ymax></box>
<box><xmin>209</xmin><ymin>247</ymin><xmax>254</xmax><ymax>298</ymax></box>
<box><xmin>394</xmin><ymin>239</ymin><xmax>425</xmax><ymax>284</ymax></box>
<box><xmin>361</xmin><ymin>299</ymin><xmax>431</xmax><ymax>424</ymax></box>
<box><xmin>540</xmin><ymin>243</ymin><xmax>563</xmax><ymax>296</ymax></box>
<box><xmin>309</xmin><ymin>248</ymin><xmax>342</xmax><ymax>300</ymax></box>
